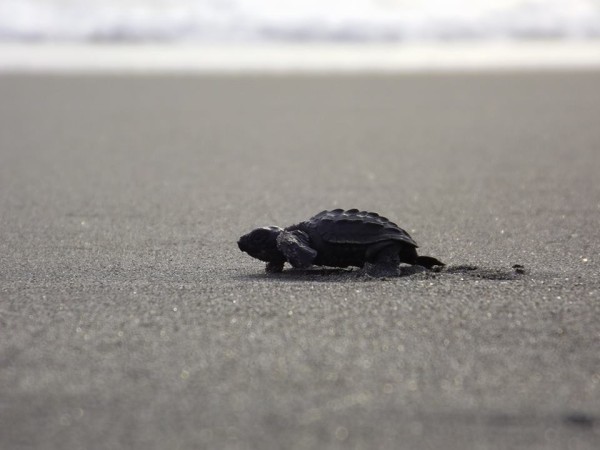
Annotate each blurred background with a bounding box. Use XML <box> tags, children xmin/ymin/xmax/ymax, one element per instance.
<box><xmin>1</xmin><ymin>0</ymin><xmax>600</xmax><ymax>70</ymax></box>
<box><xmin>2</xmin><ymin>0</ymin><xmax>600</xmax><ymax>42</ymax></box>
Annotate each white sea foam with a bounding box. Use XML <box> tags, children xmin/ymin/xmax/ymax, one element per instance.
<box><xmin>2</xmin><ymin>42</ymin><xmax>600</xmax><ymax>73</ymax></box>
<box><xmin>1</xmin><ymin>0</ymin><xmax>599</xmax><ymax>42</ymax></box>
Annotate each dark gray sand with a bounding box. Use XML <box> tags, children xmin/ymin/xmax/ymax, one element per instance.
<box><xmin>1</xmin><ymin>73</ymin><xmax>599</xmax><ymax>449</ymax></box>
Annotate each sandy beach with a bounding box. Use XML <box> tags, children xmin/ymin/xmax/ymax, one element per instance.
<box><xmin>1</xmin><ymin>72</ymin><xmax>599</xmax><ymax>449</ymax></box>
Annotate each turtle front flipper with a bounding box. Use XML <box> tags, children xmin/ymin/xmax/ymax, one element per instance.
<box><xmin>276</xmin><ymin>230</ymin><xmax>317</xmax><ymax>269</ymax></box>
<box><xmin>266</xmin><ymin>261</ymin><xmax>285</xmax><ymax>273</ymax></box>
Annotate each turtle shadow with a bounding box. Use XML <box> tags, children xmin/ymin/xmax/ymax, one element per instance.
<box><xmin>236</xmin><ymin>264</ymin><xmax>527</xmax><ymax>282</ymax></box>
<box><xmin>237</xmin><ymin>267</ymin><xmax>364</xmax><ymax>283</ymax></box>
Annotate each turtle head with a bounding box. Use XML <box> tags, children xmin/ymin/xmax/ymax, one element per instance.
<box><xmin>238</xmin><ymin>226</ymin><xmax>285</xmax><ymax>264</ymax></box>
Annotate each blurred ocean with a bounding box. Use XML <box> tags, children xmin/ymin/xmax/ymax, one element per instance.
<box><xmin>1</xmin><ymin>0</ymin><xmax>600</xmax><ymax>43</ymax></box>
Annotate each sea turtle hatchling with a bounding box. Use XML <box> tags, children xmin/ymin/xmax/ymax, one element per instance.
<box><xmin>238</xmin><ymin>209</ymin><xmax>444</xmax><ymax>276</ymax></box>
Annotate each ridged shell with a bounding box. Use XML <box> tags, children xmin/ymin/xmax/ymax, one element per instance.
<box><xmin>307</xmin><ymin>209</ymin><xmax>418</xmax><ymax>247</ymax></box>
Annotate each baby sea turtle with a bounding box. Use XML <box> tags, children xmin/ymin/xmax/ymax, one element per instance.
<box><xmin>238</xmin><ymin>209</ymin><xmax>443</xmax><ymax>276</ymax></box>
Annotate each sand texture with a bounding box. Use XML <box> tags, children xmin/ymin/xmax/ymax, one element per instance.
<box><xmin>1</xmin><ymin>73</ymin><xmax>599</xmax><ymax>449</ymax></box>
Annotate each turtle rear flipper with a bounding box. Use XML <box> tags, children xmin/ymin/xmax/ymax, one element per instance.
<box><xmin>365</xmin><ymin>243</ymin><xmax>401</xmax><ymax>277</ymax></box>
<box><xmin>277</xmin><ymin>230</ymin><xmax>317</xmax><ymax>269</ymax></box>
<box><xmin>415</xmin><ymin>255</ymin><xmax>444</xmax><ymax>269</ymax></box>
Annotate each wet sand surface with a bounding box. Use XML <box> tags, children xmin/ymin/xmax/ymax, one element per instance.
<box><xmin>1</xmin><ymin>73</ymin><xmax>599</xmax><ymax>449</ymax></box>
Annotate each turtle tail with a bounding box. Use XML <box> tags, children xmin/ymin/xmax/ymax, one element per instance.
<box><xmin>415</xmin><ymin>255</ymin><xmax>444</xmax><ymax>269</ymax></box>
